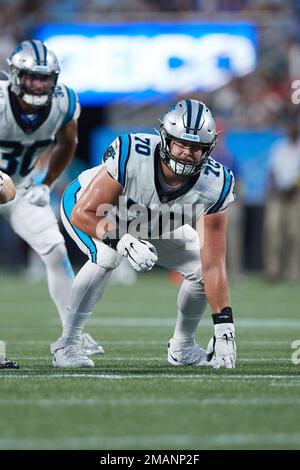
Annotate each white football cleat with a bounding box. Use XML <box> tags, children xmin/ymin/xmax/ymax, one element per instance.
<box><xmin>53</xmin><ymin>344</ymin><xmax>94</xmax><ymax>368</ymax></box>
<box><xmin>81</xmin><ymin>332</ymin><xmax>105</xmax><ymax>356</ymax></box>
<box><xmin>168</xmin><ymin>338</ymin><xmax>211</xmax><ymax>366</ymax></box>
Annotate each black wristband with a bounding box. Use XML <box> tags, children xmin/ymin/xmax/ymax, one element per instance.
<box><xmin>102</xmin><ymin>231</ymin><xmax>120</xmax><ymax>251</ymax></box>
<box><xmin>212</xmin><ymin>307</ymin><xmax>233</xmax><ymax>324</ymax></box>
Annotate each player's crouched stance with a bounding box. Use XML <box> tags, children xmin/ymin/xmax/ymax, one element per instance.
<box><xmin>51</xmin><ymin>99</ymin><xmax>237</xmax><ymax>369</ymax></box>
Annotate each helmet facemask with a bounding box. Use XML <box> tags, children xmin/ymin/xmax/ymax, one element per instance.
<box><xmin>159</xmin><ymin>99</ymin><xmax>217</xmax><ymax>177</ymax></box>
<box><xmin>11</xmin><ymin>68</ymin><xmax>58</xmax><ymax>107</ymax></box>
<box><xmin>159</xmin><ymin>125</ymin><xmax>216</xmax><ymax>177</ymax></box>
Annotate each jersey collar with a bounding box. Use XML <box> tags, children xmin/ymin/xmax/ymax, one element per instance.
<box><xmin>8</xmin><ymin>86</ymin><xmax>52</xmax><ymax>134</ymax></box>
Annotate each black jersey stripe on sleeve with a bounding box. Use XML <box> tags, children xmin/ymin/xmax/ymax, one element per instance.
<box><xmin>117</xmin><ymin>134</ymin><xmax>132</xmax><ymax>187</ymax></box>
<box><xmin>207</xmin><ymin>166</ymin><xmax>232</xmax><ymax>214</ymax></box>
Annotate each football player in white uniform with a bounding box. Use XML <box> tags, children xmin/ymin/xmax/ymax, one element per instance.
<box><xmin>0</xmin><ymin>172</ymin><xmax>19</xmax><ymax>368</ymax></box>
<box><xmin>52</xmin><ymin>99</ymin><xmax>237</xmax><ymax>369</ymax></box>
<box><xmin>0</xmin><ymin>40</ymin><xmax>103</xmax><ymax>356</ymax></box>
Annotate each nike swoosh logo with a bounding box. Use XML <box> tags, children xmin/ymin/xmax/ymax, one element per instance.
<box><xmin>206</xmin><ymin>352</ymin><xmax>214</xmax><ymax>362</ymax></box>
<box><xmin>169</xmin><ymin>353</ymin><xmax>178</xmax><ymax>362</ymax></box>
<box><xmin>130</xmin><ymin>242</ymin><xmax>138</xmax><ymax>253</ymax></box>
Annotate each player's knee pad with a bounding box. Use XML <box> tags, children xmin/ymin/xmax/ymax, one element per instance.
<box><xmin>35</xmin><ymin>228</ymin><xmax>65</xmax><ymax>256</ymax></box>
<box><xmin>184</xmin><ymin>267</ymin><xmax>203</xmax><ymax>285</ymax></box>
<box><xmin>10</xmin><ymin>197</ymin><xmax>65</xmax><ymax>256</ymax></box>
<box><xmin>93</xmin><ymin>242</ymin><xmax>123</xmax><ymax>271</ymax></box>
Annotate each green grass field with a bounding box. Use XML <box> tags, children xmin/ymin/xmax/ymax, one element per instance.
<box><xmin>0</xmin><ymin>270</ymin><xmax>300</xmax><ymax>450</ymax></box>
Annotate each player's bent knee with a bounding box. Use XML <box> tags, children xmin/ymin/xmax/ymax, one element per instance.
<box><xmin>41</xmin><ymin>241</ymin><xmax>68</xmax><ymax>260</ymax></box>
<box><xmin>184</xmin><ymin>267</ymin><xmax>203</xmax><ymax>285</ymax></box>
<box><xmin>40</xmin><ymin>230</ymin><xmax>65</xmax><ymax>254</ymax></box>
<box><xmin>25</xmin><ymin>229</ymin><xmax>65</xmax><ymax>257</ymax></box>
<box><xmin>93</xmin><ymin>241</ymin><xmax>123</xmax><ymax>271</ymax></box>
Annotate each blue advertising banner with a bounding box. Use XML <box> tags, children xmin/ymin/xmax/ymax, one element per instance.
<box><xmin>36</xmin><ymin>22</ymin><xmax>257</xmax><ymax>105</ymax></box>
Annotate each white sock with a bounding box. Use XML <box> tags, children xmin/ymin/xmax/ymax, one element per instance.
<box><xmin>62</xmin><ymin>260</ymin><xmax>112</xmax><ymax>342</ymax></box>
<box><xmin>41</xmin><ymin>243</ymin><xmax>74</xmax><ymax>326</ymax></box>
<box><xmin>173</xmin><ymin>277</ymin><xmax>207</xmax><ymax>346</ymax></box>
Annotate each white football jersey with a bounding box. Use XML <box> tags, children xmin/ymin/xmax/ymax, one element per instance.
<box><xmin>78</xmin><ymin>133</ymin><xmax>235</xmax><ymax>236</ymax></box>
<box><xmin>0</xmin><ymin>80</ymin><xmax>80</xmax><ymax>187</ymax></box>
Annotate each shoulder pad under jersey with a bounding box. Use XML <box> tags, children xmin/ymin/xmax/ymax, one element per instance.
<box><xmin>55</xmin><ymin>83</ymin><xmax>80</xmax><ymax>126</ymax></box>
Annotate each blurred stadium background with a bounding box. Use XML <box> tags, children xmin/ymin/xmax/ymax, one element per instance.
<box><xmin>1</xmin><ymin>0</ymin><xmax>300</xmax><ymax>451</ymax></box>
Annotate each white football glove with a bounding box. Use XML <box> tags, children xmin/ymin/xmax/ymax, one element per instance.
<box><xmin>207</xmin><ymin>322</ymin><xmax>236</xmax><ymax>369</ymax></box>
<box><xmin>117</xmin><ymin>234</ymin><xmax>158</xmax><ymax>272</ymax></box>
<box><xmin>25</xmin><ymin>184</ymin><xmax>50</xmax><ymax>207</ymax></box>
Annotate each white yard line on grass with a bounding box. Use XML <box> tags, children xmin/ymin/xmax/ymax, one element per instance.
<box><xmin>9</xmin><ymin>318</ymin><xmax>296</xmax><ymax>328</ymax></box>
<box><xmin>8</xmin><ymin>356</ymin><xmax>295</xmax><ymax>363</ymax></box>
<box><xmin>86</xmin><ymin>318</ymin><xmax>300</xmax><ymax>328</ymax></box>
<box><xmin>0</xmin><ymin>433</ymin><xmax>300</xmax><ymax>450</ymax></box>
<box><xmin>14</xmin><ymin>339</ymin><xmax>293</xmax><ymax>346</ymax></box>
<box><xmin>1</xmin><ymin>373</ymin><xmax>300</xmax><ymax>381</ymax></box>
<box><xmin>270</xmin><ymin>383</ymin><xmax>300</xmax><ymax>387</ymax></box>
<box><xmin>0</xmin><ymin>397</ymin><xmax>300</xmax><ymax>407</ymax></box>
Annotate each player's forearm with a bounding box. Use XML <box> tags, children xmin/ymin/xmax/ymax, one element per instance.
<box><xmin>70</xmin><ymin>207</ymin><xmax>116</xmax><ymax>241</ymax></box>
<box><xmin>202</xmin><ymin>263</ymin><xmax>230</xmax><ymax>313</ymax></box>
<box><xmin>42</xmin><ymin>144</ymin><xmax>76</xmax><ymax>188</ymax></box>
<box><xmin>0</xmin><ymin>173</ymin><xmax>16</xmax><ymax>204</ymax></box>
<box><xmin>70</xmin><ymin>207</ymin><xmax>101</xmax><ymax>238</ymax></box>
